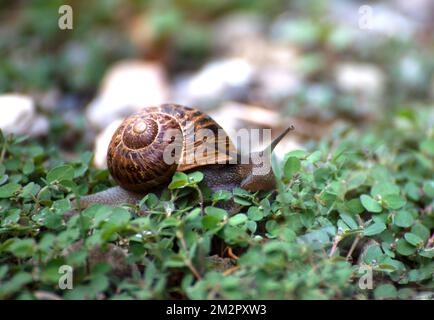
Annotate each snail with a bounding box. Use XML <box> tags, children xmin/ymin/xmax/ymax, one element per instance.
<box><xmin>76</xmin><ymin>103</ymin><xmax>294</xmax><ymax>211</ymax></box>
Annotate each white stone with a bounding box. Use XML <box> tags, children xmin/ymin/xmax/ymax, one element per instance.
<box><xmin>209</xmin><ymin>102</ymin><xmax>281</xmax><ymax>130</ymax></box>
<box><xmin>0</xmin><ymin>94</ymin><xmax>49</xmax><ymax>137</ymax></box>
<box><xmin>86</xmin><ymin>60</ymin><xmax>169</xmax><ymax>130</ymax></box>
<box><xmin>212</xmin><ymin>13</ymin><xmax>265</xmax><ymax>54</ymax></box>
<box><xmin>171</xmin><ymin>58</ymin><xmax>254</xmax><ymax>107</ymax></box>
<box><xmin>93</xmin><ymin>119</ymin><xmax>123</xmax><ymax>168</ymax></box>
<box><xmin>254</xmin><ymin>66</ymin><xmax>302</xmax><ymax>102</ymax></box>
<box><xmin>399</xmin><ymin>56</ymin><xmax>424</xmax><ymax>87</ymax></box>
<box><xmin>335</xmin><ymin>63</ymin><xmax>384</xmax><ymax>97</ymax></box>
<box><xmin>209</xmin><ymin>102</ymin><xmax>292</xmax><ymax>153</ymax></box>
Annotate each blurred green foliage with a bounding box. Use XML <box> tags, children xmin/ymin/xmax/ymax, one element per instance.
<box><xmin>0</xmin><ymin>0</ymin><xmax>284</xmax><ymax>92</ymax></box>
<box><xmin>2</xmin><ymin>0</ymin><xmax>434</xmax><ymax>109</ymax></box>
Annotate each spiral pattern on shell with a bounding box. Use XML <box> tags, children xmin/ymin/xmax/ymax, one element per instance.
<box><xmin>107</xmin><ymin>103</ymin><xmax>236</xmax><ymax>192</ymax></box>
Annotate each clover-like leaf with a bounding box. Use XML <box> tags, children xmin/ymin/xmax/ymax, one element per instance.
<box><xmin>284</xmin><ymin>156</ymin><xmax>301</xmax><ymax>178</ymax></box>
<box><xmin>394</xmin><ymin>210</ymin><xmax>414</xmax><ymax>228</ymax></box>
<box><xmin>383</xmin><ymin>194</ymin><xmax>406</xmax><ymax>210</ymax></box>
<box><xmin>168</xmin><ymin>172</ymin><xmax>189</xmax><ymax>189</ymax></box>
<box><xmin>0</xmin><ymin>182</ymin><xmax>21</xmax><ymax>198</ymax></box>
<box><xmin>212</xmin><ymin>190</ymin><xmax>232</xmax><ymax>202</ymax></box>
<box><xmin>423</xmin><ymin>181</ymin><xmax>434</xmax><ymax>197</ymax></box>
<box><xmin>374</xmin><ymin>284</ymin><xmax>397</xmax><ymax>299</ymax></box>
<box><xmin>228</xmin><ymin>213</ymin><xmax>248</xmax><ymax>226</ymax></box>
<box><xmin>404</xmin><ymin>233</ymin><xmax>423</xmax><ymax>247</ymax></box>
<box><xmin>46</xmin><ymin>165</ymin><xmax>74</xmax><ymax>183</ymax></box>
<box><xmin>188</xmin><ymin>171</ymin><xmax>203</xmax><ymax>184</ymax></box>
<box><xmin>363</xmin><ymin>221</ymin><xmax>386</xmax><ymax>236</ymax></box>
<box><xmin>396</xmin><ymin>239</ymin><xmax>416</xmax><ymax>256</ymax></box>
<box><xmin>360</xmin><ymin>194</ymin><xmax>382</xmax><ymax>213</ymax></box>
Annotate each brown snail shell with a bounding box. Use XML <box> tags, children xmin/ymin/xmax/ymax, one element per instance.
<box><xmin>107</xmin><ymin>103</ymin><xmax>237</xmax><ymax>192</ymax></box>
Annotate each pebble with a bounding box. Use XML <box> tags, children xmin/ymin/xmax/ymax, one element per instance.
<box><xmin>171</xmin><ymin>58</ymin><xmax>254</xmax><ymax>108</ymax></box>
<box><xmin>93</xmin><ymin>119</ymin><xmax>123</xmax><ymax>168</ymax></box>
<box><xmin>335</xmin><ymin>63</ymin><xmax>384</xmax><ymax>97</ymax></box>
<box><xmin>0</xmin><ymin>94</ymin><xmax>49</xmax><ymax>137</ymax></box>
<box><xmin>86</xmin><ymin>60</ymin><xmax>169</xmax><ymax>130</ymax></box>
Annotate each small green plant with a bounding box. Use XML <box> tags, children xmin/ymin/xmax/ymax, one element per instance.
<box><xmin>0</xmin><ymin>107</ymin><xmax>432</xmax><ymax>300</ymax></box>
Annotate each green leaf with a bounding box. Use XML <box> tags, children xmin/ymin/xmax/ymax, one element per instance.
<box><xmin>0</xmin><ymin>174</ymin><xmax>8</xmax><ymax>186</ymax></box>
<box><xmin>397</xmin><ymin>288</ymin><xmax>415</xmax><ymax>299</ymax></box>
<box><xmin>46</xmin><ymin>165</ymin><xmax>74</xmax><ymax>183</ymax></box>
<box><xmin>247</xmin><ymin>206</ymin><xmax>263</xmax><ymax>221</ymax></box>
<box><xmin>363</xmin><ymin>244</ymin><xmax>383</xmax><ymax>264</ymax></box>
<box><xmin>168</xmin><ymin>172</ymin><xmax>189</xmax><ymax>189</ymax></box>
<box><xmin>203</xmin><ymin>207</ymin><xmax>227</xmax><ymax>229</ymax></box>
<box><xmin>381</xmin><ymin>242</ymin><xmax>395</xmax><ymax>258</ymax></box>
<box><xmin>346</xmin><ymin>198</ymin><xmax>364</xmax><ymax>214</ymax></box>
<box><xmin>212</xmin><ymin>190</ymin><xmax>232</xmax><ymax>202</ymax></box>
<box><xmin>371</xmin><ymin>182</ymin><xmax>400</xmax><ymax>197</ymax></box>
<box><xmin>404</xmin><ymin>182</ymin><xmax>420</xmax><ymax>201</ymax></box>
<box><xmin>404</xmin><ymin>233</ymin><xmax>423</xmax><ymax>247</ymax></box>
<box><xmin>164</xmin><ymin>255</ymin><xmax>186</xmax><ymax>268</ymax></box>
<box><xmin>285</xmin><ymin>150</ymin><xmax>306</xmax><ymax>159</ymax></box>
<box><xmin>7</xmin><ymin>238</ymin><xmax>34</xmax><ymax>258</ymax></box>
<box><xmin>0</xmin><ymin>182</ymin><xmax>21</xmax><ymax>198</ymax></box>
<box><xmin>228</xmin><ymin>213</ymin><xmax>248</xmax><ymax>226</ymax></box>
<box><xmin>202</xmin><ymin>215</ymin><xmax>221</xmax><ymax>230</ymax></box>
<box><xmin>204</xmin><ymin>206</ymin><xmax>227</xmax><ymax>219</ymax></box>
<box><xmin>363</xmin><ymin>222</ymin><xmax>386</xmax><ymax>236</ymax></box>
<box><xmin>423</xmin><ymin>181</ymin><xmax>434</xmax><ymax>197</ymax></box>
<box><xmin>139</xmin><ymin>193</ymin><xmax>159</xmax><ymax>208</ymax></box>
<box><xmin>396</xmin><ymin>239</ymin><xmax>416</xmax><ymax>256</ymax></box>
<box><xmin>0</xmin><ymin>272</ymin><xmax>33</xmax><ymax>298</ymax></box>
<box><xmin>374</xmin><ymin>284</ymin><xmax>397</xmax><ymax>299</ymax></box>
<box><xmin>306</xmin><ymin>150</ymin><xmax>321</xmax><ymax>163</ymax></box>
<box><xmin>20</xmin><ymin>182</ymin><xmax>40</xmax><ymax>199</ymax></box>
<box><xmin>345</xmin><ymin>171</ymin><xmax>367</xmax><ymax>191</ymax></box>
<box><xmin>233</xmin><ymin>187</ymin><xmax>253</xmax><ymax>198</ymax></box>
<box><xmin>1</xmin><ymin>209</ymin><xmax>20</xmax><ymax>226</ymax></box>
<box><xmin>360</xmin><ymin>195</ymin><xmax>382</xmax><ymax>213</ymax></box>
<box><xmin>420</xmin><ymin>138</ymin><xmax>434</xmax><ymax>156</ymax></box>
<box><xmin>259</xmin><ymin>198</ymin><xmax>271</xmax><ymax>217</ymax></box>
<box><xmin>188</xmin><ymin>171</ymin><xmax>203</xmax><ymax>184</ymax></box>
<box><xmin>22</xmin><ymin>160</ymin><xmax>35</xmax><ymax>175</ymax></box>
<box><xmin>284</xmin><ymin>157</ymin><xmax>301</xmax><ymax>178</ymax></box>
<box><xmin>394</xmin><ymin>210</ymin><xmax>414</xmax><ymax>228</ymax></box>
<box><xmin>339</xmin><ymin>212</ymin><xmax>358</xmax><ymax>230</ymax></box>
<box><xmin>383</xmin><ymin>194</ymin><xmax>406</xmax><ymax>210</ymax></box>
<box><xmin>419</xmin><ymin>248</ymin><xmax>434</xmax><ymax>259</ymax></box>
<box><xmin>411</xmin><ymin>223</ymin><xmax>430</xmax><ymax>241</ymax></box>
<box><xmin>233</xmin><ymin>196</ymin><xmax>252</xmax><ymax>206</ymax></box>
<box><xmin>53</xmin><ymin>199</ymin><xmax>71</xmax><ymax>214</ymax></box>
<box><xmin>44</xmin><ymin>213</ymin><xmax>63</xmax><ymax>230</ymax></box>
<box><xmin>59</xmin><ymin>180</ymin><xmax>78</xmax><ymax>193</ymax></box>
<box><xmin>338</xmin><ymin>219</ymin><xmax>351</xmax><ymax>233</ymax></box>
<box><xmin>108</xmin><ymin>207</ymin><xmax>131</xmax><ymax>226</ymax></box>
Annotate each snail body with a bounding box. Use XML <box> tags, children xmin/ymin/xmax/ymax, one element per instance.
<box><xmin>78</xmin><ymin>104</ymin><xmax>293</xmax><ymax>210</ymax></box>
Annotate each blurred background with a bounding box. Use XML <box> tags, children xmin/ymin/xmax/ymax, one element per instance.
<box><xmin>1</xmin><ymin>0</ymin><xmax>433</xmax><ymax>166</ymax></box>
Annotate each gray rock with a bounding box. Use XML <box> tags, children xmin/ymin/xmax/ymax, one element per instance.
<box><xmin>86</xmin><ymin>60</ymin><xmax>169</xmax><ymax>130</ymax></box>
<box><xmin>93</xmin><ymin>119</ymin><xmax>123</xmax><ymax>168</ymax></box>
<box><xmin>212</xmin><ymin>12</ymin><xmax>265</xmax><ymax>55</ymax></box>
<box><xmin>171</xmin><ymin>58</ymin><xmax>254</xmax><ymax>108</ymax></box>
<box><xmin>0</xmin><ymin>94</ymin><xmax>49</xmax><ymax>137</ymax></box>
